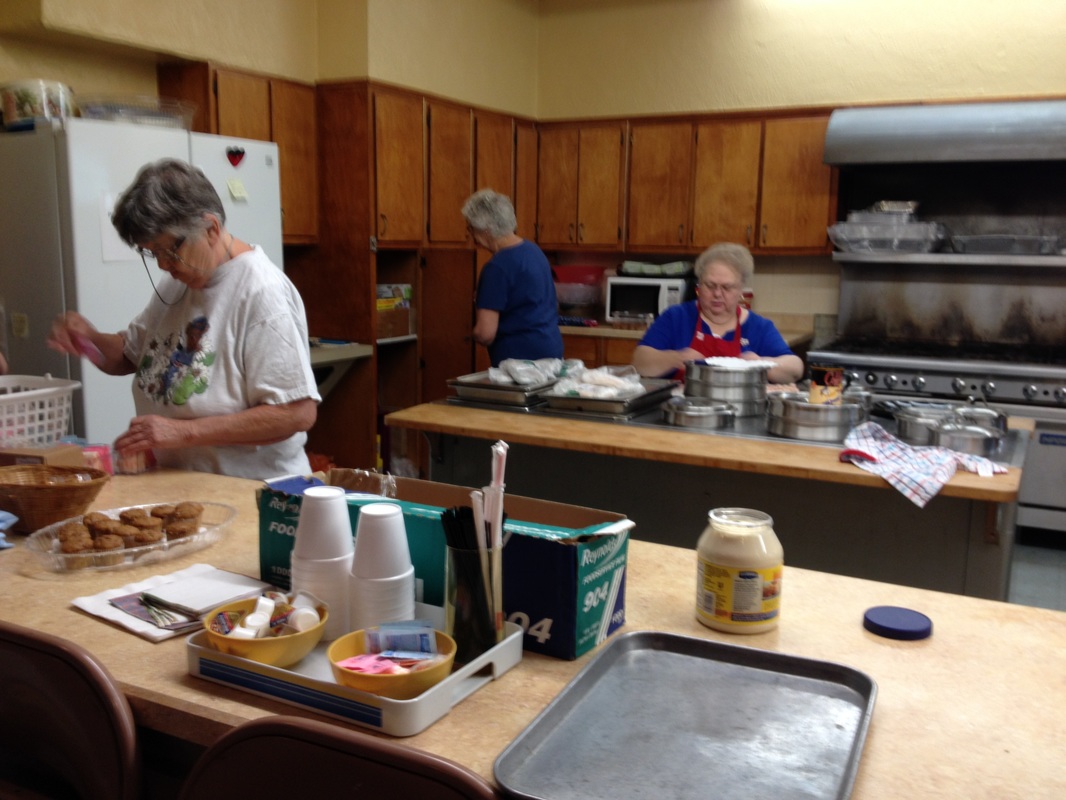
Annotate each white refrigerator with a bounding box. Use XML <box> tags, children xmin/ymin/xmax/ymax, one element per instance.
<box><xmin>0</xmin><ymin>117</ymin><xmax>284</xmax><ymax>445</ymax></box>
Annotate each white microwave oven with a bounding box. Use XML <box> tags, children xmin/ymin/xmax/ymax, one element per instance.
<box><xmin>605</xmin><ymin>276</ymin><xmax>690</xmax><ymax>323</ymax></box>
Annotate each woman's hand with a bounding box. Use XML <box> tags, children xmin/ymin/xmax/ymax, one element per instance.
<box><xmin>114</xmin><ymin>415</ymin><xmax>187</xmax><ymax>455</ymax></box>
<box><xmin>47</xmin><ymin>312</ymin><xmax>133</xmax><ymax>375</ymax></box>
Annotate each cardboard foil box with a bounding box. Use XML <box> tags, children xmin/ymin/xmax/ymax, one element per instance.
<box><xmin>0</xmin><ymin>443</ymin><xmax>86</xmax><ymax>467</ymax></box>
<box><xmin>258</xmin><ymin>470</ymin><xmax>632</xmax><ymax>660</ymax></box>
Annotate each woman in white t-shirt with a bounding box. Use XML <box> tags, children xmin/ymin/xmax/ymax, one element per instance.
<box><xmin>47</xmin><ymin>158</ymin><xmax>320</xmax><ymax>479</ymax></box>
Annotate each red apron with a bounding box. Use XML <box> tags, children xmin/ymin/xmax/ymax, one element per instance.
<box><xmin>674</xmin><ymin>306</ymin><xmax>743</xmax><ymax>380</ymax></box>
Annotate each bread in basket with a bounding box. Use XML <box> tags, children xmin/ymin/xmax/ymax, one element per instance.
<box><xmin>0</xmin><ymin>465</ymin><xmax>110</xmax><ymax>533</ymax></box>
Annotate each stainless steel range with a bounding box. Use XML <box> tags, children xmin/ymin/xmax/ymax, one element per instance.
<box><xmin>818</xmin><ymin>99</ymin><xmax>1066</xmax><ymax>532</ymax></box>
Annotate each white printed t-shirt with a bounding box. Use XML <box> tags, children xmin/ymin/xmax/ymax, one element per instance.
<box><xmin>123</xmin><ymin>245</ymin><xmax>320</xmax><ymax>479</ymax></box>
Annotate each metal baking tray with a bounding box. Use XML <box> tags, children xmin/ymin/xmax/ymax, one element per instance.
<box><xmin>495</xmin><ymin>631</ymin><xmax>876</xmax><ymax>800</ymax></box>
<box><xmin>541</xmin><ymin>379</ymin><xmax>677</xmax><ymax>415</ymax></box>
<box><xmin>447</xmin><ymin>371</ymin><xmax>557</xmax><ymax>406</ymax></box>
<box><xmin>950</xmin><ymin>234</ymin><xmax>1060</xmax><ymax>255</ymax></box>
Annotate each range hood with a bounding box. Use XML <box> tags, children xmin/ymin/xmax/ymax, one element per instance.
<box><xmin>824</xmin><ymin>100</ymin><xmax>1066</xmax><ymax>165</ymax></box>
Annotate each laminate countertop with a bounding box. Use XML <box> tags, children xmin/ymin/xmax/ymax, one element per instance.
<box><xmin>3</xmin><ymin>470</ymin><xmax>1063</xmax><ymax>798</ymax></box>
<box><xmin>386</xmin><ymin>403</ymin><xmax>1023</xmax><ymax>503</ymax></box>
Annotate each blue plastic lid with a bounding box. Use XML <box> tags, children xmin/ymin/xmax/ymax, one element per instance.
<box><xmin>863</xmin><ymin>605</ymin><xmax>933</xmax><ymax>640</ymax></box>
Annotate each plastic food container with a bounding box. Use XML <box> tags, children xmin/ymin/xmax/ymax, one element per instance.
<box><xmin>1</xmin><ymin>80</ymin><xmax>75</xmax><ymax>128</ymax></box>
<box><xmin>77</xmin><ymin>95</ymin><xmax>195</xmax><ymax>130</ymax></box>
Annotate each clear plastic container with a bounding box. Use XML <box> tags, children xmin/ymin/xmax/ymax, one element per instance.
<box><xmin>696</xmin><ymin>508</ymin><xmax>783</xmax><ymax>634</ymax></box>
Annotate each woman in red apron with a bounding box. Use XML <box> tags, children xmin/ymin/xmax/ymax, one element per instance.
<box><xmin>632</xmin><ymin>243</ymin><xmax>804</xmax><ymax>385</ymax></box>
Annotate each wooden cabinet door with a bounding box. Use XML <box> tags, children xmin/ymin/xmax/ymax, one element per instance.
<box><xmin>215</xmin><ymin>70</ymin><xmax>271</xmax><ymax>141</ymax></box>
<box><xmin>271</xmin><ymin>80</ymin><xmax>318</xmax><ymax>243</ymax></box>
<box><xmin>576</xmin><ymin>124</ymin><xmax>625</xmax><ymax>247</ymax></box>
<box><xmin>758</xmin><ymin>115</ymin><xmax>833</xmax><ymax>250</ymax></box>
<box><xmin>421</xmin><ymin>249</ymin><xmax>477</xmax><ymax>401</ymax></box>
<box><xmin>604</xmin><ymin>337</ymin><xmax>638</xmax><ymax>366</ymax></box>
<box><xmin>627</xmin><ymin>122</ymin><xmax>694</xmax><ymax>248</ymax></box>
<box><xmin>691</xmin><ymin>119</ymin><xmax>762</xmax><ymax>248</ymax></box>
<box><xmin>474</xmin><ymin>111</ymin><xmax>513</xmax><ymax>198</ymax></box>
<box><xmin>514</xmin><ymin>121</ymin><xmax>538</xmax><ymax>241</ymax></box>
<box><xmin>536</xmin><ymin>127</ymin><xmax>579</xmax><ymax>246</ymax></box>
<box><xmin>427</xmin><ymin>101</ymin><xmax>471</xmax><ymax>245</ymax></box>
<box><xmin>562</xmin><ymin>334</ymin><xmax>600</xmax><ymax>367</ymax></box>
<box><xmin>373</xmin><ymin>90</ymin><xmax>424</xmax><ymax>245</ymax></box>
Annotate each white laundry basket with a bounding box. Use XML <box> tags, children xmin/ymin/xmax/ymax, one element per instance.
<box><xmin>0</xmin><ymin>375</ymin><xmax>81</xmax><ymax>447</ymax></box>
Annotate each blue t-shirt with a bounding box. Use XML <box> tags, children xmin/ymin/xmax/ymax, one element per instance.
<box><xmin>638</xmin><ymin>301</ymin><xmax>793</xmax><ymax>378</ymax></box>
<box><xmin>476</xmin><ymin>239</ymin><xmax>564</xmax><ymax>366</ymax></box>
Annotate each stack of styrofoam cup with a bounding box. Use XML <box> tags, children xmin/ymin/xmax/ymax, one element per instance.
<box><xmin>349</xmin><ymin>503</ymin><xmax>415</xmax><ymax>632</ymax></box>
<box><xmin>290</xmin><ymin>486</ymin><xmax>353</xmax><ymax>641</ymax></box>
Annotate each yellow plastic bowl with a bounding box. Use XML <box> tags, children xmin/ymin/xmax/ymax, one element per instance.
<box><xmin>327</xmin><ymin>629</ymin><xmax>456</xmax><ymax>699</ymax></box>
<box><xmin>202</xmin><ymin>597</ymin><xmax>328</xmax><ymax>668</ymax></box>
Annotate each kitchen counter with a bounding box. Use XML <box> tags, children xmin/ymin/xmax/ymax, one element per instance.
<box><xmin>386</xmin><ymin>402</ymin><xmax>1021</xmax><ymax>502</ymax></box>
<box><xmin>2</xmin><ymin>470</ymin><xmax>1064</xmax><ymax>798</ymax></box>
<box><xmin>386</xmin><ymin>403</ymin><xmax>1025</xmax><ymax>599</ymax></box>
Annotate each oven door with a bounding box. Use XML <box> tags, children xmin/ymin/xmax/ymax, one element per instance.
<box><xmin>1018</xmin><ymin>420</ymin><xmax>1066</xmax><ymax>532</ymax></box>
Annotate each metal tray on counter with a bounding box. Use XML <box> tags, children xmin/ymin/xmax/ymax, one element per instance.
<box><xmin>495</xmin><ymin>631</ymin><xmax>876</xmax><ymax>800</ymax></box>
<box><xmin>541</xmin><ymin>378</ymin><xmax>676</xmax><ymax>415</ymax></box>
<box><xmin>447</xmin><ymin>371</ymin><xmax>557</xmax><ymax>406</ymax></box>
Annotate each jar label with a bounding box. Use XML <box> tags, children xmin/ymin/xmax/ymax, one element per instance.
<box><xmin>696</xmin><ymin>559</ymin><xmax>782</xmax><ymax>628</ymax></box>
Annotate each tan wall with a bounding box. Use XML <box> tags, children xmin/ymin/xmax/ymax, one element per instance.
<box><xmin>361</xmin><ymin>0</ymin><xmax>539</xmax><ymax>116</ymax></box>
<box><xmin>317</xmin><ymin>0</ymin><xmax>369</xmax><ymax>80</ymax></box>
<box><xmin>538</xmin><ymin>0</ymin><xmax>1066</xmax><ymax>119</ymax></box>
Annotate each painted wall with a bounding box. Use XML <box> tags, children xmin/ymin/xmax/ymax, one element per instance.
<box><xmin>537</xmin><ymin>0</ymin><xmax>1066</xmax><ymax>119</ymax></box>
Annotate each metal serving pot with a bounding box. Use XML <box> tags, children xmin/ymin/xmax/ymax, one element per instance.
<box><xmin>661</xmin><ymin>397</ymin><xmax>737</xmax><ymax>430</ymax></box>
<box><xmin>953</xmin><ymin>405</ymin><xmax>1008</xmax><ymax>433</ymax></box>
<box><xmin>767</xmin><ymin>396</ymin><xmax>868</xmax><ymax>442</ymax></box>
<box><xmin>894</xmin><ymin>406</ymin><xmax>959</xmax><ymax>446</ymax></box>
<box><xmin>685</xmin><ymin>362</ymin><xmax>768</xmax><ymax>416</ymax></box>
<box><xmin>933</xmin><ymin>422</ymin><xmax>1003</xmax><ymax>457</ymax></box>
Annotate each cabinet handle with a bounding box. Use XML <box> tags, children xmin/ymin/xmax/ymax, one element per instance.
<box><xmin>380</xmin><ymin>214</ymin><xmax>388</xmax><ymax>237</ymax></box>
<box><xmin>570</xmin><ymin>222</ymin><xmax>576</xmax><ymax>243</ymax></box>
<box><xmin>761</xmin><ymin>224</ymin><xmax>767</xmax><ymax>246</ymax></box>
<box><xmin>746</xmin><ymin>225</ymin><xmax>753</xmax><ymax>246</ymax></box>
<box><xmin>678</xmin><ymin>224</ymin><xmax>684</xmax><ymax>244</ymax></box>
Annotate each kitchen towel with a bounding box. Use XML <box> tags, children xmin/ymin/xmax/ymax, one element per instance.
<box><xmin>72</xmin><ymin>563</ymin><xmax>268</xmax><ymax>642</ymax></box>
<box><xmin>840</xmin><ymin>421</ymin><xmax>1007</xmax><ymax>508</ymax></box>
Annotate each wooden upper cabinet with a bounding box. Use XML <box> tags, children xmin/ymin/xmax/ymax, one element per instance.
<box><xmin>474</xmin><ymin>111</ymin><xmax>514</xmax><ymax>198</ymax></box>
<box><xmin>373</xmin><ymin>89</ymin><xmax>425</xmax><ymax>245</ymax></box>
<box><xmin>690</xmin><ymin>119</ymin><xmax>762</xmax><ymax>249</ymax></box>
<box><xmin>627</xmin><ymin>122</ymin><xmax>694</xmax><ymax>248</ymax></box>
<box><xmin>576</xmin><ymin>124</ymin><xmax>625</xmax><ymax>247</ymax></box>
<box><xmin>215</xmin><ymin>70</ymin><xmax>271</xmax><ymax>141</ymax></box>
<box><xmin>158</xmin><ymin>63</ymin><xmax>318</xmax><ymax>244</ymax></box>
<box><xmin>271</xmin><ymin>80</ymin><xmax>318</xmax><ymax>243</ymax></box>
<box><xmin>757</xmin><ymin>115</ymin><xmax>834</xmax><ymax>250</ymax></box>
<box><xmin>537</xmin><ymin>123</ymin><xmax>625</xmax><ymax>248</ymax></box>
<box><xmin>427</xmin><ymin>101</ymin><xmax>472</xmax><ymax>245</ymax></box>
<box><xmin>536</xmin><ymin>127</ymin><xmax>579</xmax><ymax>245</ymax></box>
<box><xmin>514</xmin><ymin>121</ymin><xmax>537</xmax><ymax>241</ymax></box>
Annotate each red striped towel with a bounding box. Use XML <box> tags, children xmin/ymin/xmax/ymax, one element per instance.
<box><xmin>840</xmin><ymin>421</ymin><xmax>1007</xmax><ymax>508</ymax></box>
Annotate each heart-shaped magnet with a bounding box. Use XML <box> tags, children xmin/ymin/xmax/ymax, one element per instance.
<box><xmin>226</xmin><ymin>147</ymin><xmax>245</xmax><ymax>167</ymax></box>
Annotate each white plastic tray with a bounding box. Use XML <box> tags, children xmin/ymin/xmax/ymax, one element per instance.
<box><xmin>187</xmin><ymin>618</ymin><xmax>524</xmax><ymax>737</ymax></box>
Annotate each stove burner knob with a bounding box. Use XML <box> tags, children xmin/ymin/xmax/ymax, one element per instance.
<box><xmin>951</xmin><ymin>377</ymin><xmax>968</xmax><ymax>395</ymax></box>
<box><xmin>912</xmin><ymin>376</ymin><xmax>926</xmax><ymax>391</ymax></box>
<box><xmin>982</xmin><ymin>381</ymin><xmax>996</xmax><ymax>397</ymax></box>
<box><xmin>1055</xmin><ymin>387</ymin><xmax>1066</xmax><ymax>403</ymax></box>
<box><xmin>1023</xmin><ymin>384</ymin><xmax>1038</xmax><ymax>400</ymax></box>
<box><xmin>864</xmin><ymin>372</ymin><xmax>878</xmax><ymax>386</ymax></box>
<box><xmin>884</xmin><ymin>374</ymin><xmax>898</xmax><ymax>389</ymax></box>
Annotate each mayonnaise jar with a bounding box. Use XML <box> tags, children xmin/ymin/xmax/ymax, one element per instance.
<box><xmin>696</xmin><ymin>508</ymin><xmax>783</xmax><ymax>634</ymax></box>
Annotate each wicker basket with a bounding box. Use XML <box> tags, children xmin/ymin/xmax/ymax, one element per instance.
<box><xmin>0</xmin><ymin>465</ymin><xmax>109</xmax><ymax>533</ymax></box>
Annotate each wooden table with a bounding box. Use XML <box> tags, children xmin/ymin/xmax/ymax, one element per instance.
<box><xmin>3</xmin><ymin>470</ymin><xmax>1064</xmax><ymax>798</ymax></box>
<box><xmin>387</xmin><ymin>403</ymin><xmax>1024</xmax><ymax>599</ymax></box>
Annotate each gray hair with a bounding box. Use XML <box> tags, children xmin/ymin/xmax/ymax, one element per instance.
<box><xmin>111</xmin><ymin>158</ymin><xmax>225</xmax><ymax>247</ymax></box>
<box><xmin>461</xmin><ymin>189</ymin><xmax>517</xmax><ymax>238</ymax></box>
<box><xmin>694</xmin><ymin>243</ymin><xmax>754</xmax><ymax>287</ymax></box>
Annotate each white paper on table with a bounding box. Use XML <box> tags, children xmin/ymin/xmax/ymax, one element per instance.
<box><xmin>71</xmin><ymin>564</ymin><xmax>263</xmax><ymax>642</ymax></box>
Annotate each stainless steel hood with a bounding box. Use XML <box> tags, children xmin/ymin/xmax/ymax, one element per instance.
<box><xmin>824</xmin><ymin>100</ymin><xmax>1066</xmax><ymax>165</ymax></box>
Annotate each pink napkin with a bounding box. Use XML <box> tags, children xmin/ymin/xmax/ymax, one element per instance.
<box><xmin>840</xmin><ymin>421</ymin><xmax>1007</xmax><ymax>508</ymax></box>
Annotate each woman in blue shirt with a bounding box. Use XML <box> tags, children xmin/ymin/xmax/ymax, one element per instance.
<box><xmin>462</xmin><ymin>189</ymin><xmax>563</xmax><ymax>367</ymax></box>
<box><xmin>632</xmin><ymin>243</ymin><xmax>804</xmax><ymax>383</ymax></box>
